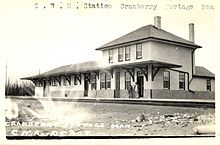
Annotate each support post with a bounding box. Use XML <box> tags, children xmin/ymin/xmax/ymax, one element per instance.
<box><xmin>83</xmin><ymin>72</ymin><xmax>91</xmax><ymax>84</ymax></box>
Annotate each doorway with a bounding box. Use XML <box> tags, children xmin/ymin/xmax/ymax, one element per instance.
<box><xmin>137</xmin><ymin>73</ymin><xmax>144</xmax><ymax>97</ymax></box>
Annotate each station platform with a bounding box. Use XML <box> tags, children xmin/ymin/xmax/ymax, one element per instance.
<box><xmin>6</xmin><ymin>96</ymin><xmax>215</xmax><ymax>108</ymax></box>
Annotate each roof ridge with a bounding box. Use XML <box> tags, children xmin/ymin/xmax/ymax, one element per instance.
<box><xmin>98</xmin><ymin>25</ymin><xmax>149</xmax><ymax>48</ymax></box>
<box><xmin>96</xmin><ymin>24</ymin><xmax>201</xmax><ymax>50</ymax></box>
<box><xmin>158</xmin><ymin>27</ymin><xmax>197</xmax><ymax>45</ymax></box>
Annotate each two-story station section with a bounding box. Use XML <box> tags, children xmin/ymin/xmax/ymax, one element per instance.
<box><xmin>22</xmin><ymin>16</ymin><xmax>215</xmax><ymax>100</ymax></box>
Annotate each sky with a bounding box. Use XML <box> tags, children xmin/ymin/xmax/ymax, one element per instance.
<box><xmin>0</xmin><ymin>0</ymin><xmax>219</xmax><ymax>83</ymax></box>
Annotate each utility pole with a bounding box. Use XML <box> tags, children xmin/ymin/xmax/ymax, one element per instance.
<box><xmin>5</xmin><ymin>62</ymin><xmax>8</xmax><ymax>95</ymax></box>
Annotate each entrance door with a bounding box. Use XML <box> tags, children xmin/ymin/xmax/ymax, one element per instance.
<box><xmin>137</xmin><ymin>75</ymin><xmax>144</xmax><ymax>97</ymax></box>
<box><xmin>43</xmin><ymin>80</ymin><xmax>49</xmax><ymax>97</ymax></box>
<box><xmin>84</xmin><ymin>79</ymin><xmax>89</xmax><ymax>97</ymax></box>
<box><xmin>114</xmin><ymin>72</ymin><xmax>120</xmax><ymax>98</ymax></box>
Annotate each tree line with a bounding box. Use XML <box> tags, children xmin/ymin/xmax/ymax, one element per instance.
<box><xmin>5</xmin><ymin>80</ymin><xmax>35</xmax><ymax>96</ymax></box>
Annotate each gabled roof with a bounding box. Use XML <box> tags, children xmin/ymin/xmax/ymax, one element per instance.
<box><xmin>194</xmin><ymin>66</ymin><xmax>215</xmax><ymax>78</ymax></box>
<box><xmin>96</xmin><ymin>25</ymin><xmax>202</xmax><ymax>50</ymax></box>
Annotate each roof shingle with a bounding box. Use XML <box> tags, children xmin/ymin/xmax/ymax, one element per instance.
<box><xmin>22</xmin><ymin>60</ymin><xmax>182</xmax><ymax>79</ymax></box>
<box><xmin>22</xmin><ymin>61</ymin><xmax>101</xmax><ymax>79</ymax></box>
<box><xmin>194</xmin><ymin>66</ymin><xmax>215</xmax><ymax>78</ymax></box>
<box><xmin>96</xmin><ymin>25</ymin><xmax>201</xmax><ymax>50</ymax></box>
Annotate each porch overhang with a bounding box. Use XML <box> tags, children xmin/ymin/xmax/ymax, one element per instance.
<box><xmin>101</xmin><ymin>60</ymin><xmax>182</xmax><ymax>82</ymax></box>
<box><xmin>103</xmin><ymin>60</ymin><xmax>181</xmax><ymax>70</ymax></box>
<box><xmin>21</xmin><ymin>67</ymin><xmax>101</xmax><ymax>80</ymax></box>
<box><xmin>21</xmin><ymin>60</ymin><xmax>181</xmax><ymax>82</ymax></box>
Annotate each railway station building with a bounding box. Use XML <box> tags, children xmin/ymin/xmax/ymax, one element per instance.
<box><xmin>23</xmin><ymin>16</ymin><xmax>215</xmax><ymax>100</ymax></box>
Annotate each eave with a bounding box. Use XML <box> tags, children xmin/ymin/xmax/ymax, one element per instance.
<box><xmin>96</xmin><ymin>37</ymin><xmax>202</xmax><ymax>51</ymax></box>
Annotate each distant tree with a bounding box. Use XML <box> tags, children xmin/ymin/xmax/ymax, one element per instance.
<box><xmin>5</xmin><ymin>79</ymin><xmax>34</xmax><ymax>96</ymax></box>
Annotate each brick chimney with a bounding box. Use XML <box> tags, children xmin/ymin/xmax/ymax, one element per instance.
<box><xmin>154</xmin><ymin>16</ymin><xmax>161</xmax><ymax>29</ymax></box>
<box><xmin>189</xmin><ymin>23</ymin><xmax>194</xmax><ymax>42</ymax></box>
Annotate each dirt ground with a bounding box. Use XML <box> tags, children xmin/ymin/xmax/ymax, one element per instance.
<box><xmin>5</xmin><ymin>98</ymin><xmax>215</xmax><ymax>136</ymax></box>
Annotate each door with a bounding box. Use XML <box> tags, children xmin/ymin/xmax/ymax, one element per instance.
<box><xmin>137</xmin><ymin>75</ymin><xmax>144</xmax><ymax>97</ymax></box>
<box><xmin>114</xmin><ymin>72</ymin><xmax>120</xmax><ymax>98</ymax></box>
<box><xmin>84</xmin><ymin>79</ymin><xmax>89</xmax><ymax>97</ymax></box>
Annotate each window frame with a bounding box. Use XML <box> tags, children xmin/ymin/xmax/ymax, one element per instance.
<box><xmin>109</xmin><ymin>49</ymin><xmax>114</xmax><ymax>63</ymax></box>
<box><xmin>118</xmin><ymin>47</ymin><xmax>124</xmax><ymax>62</ymax></box>
<box><xmin>106</xmin><ymin>73</ymin><xmax>111</xmax><ymax>89</ymax></box>
<box><xmin>91</xmin><ymin>75</ymin><xmax>97</xmax><ymax>90</ymax></box>
<box><xmin>125</xmin><ymin>72</ymin><xmax>131</xmax><ymax>90</ymax></box>
<box><xmin>179</xmin><ymin>72</ymin><xmax>185</xmax><ymax>90</ymax></box>
<box><xmin>100</xmin><ymin>72</ymin><xmax>111</xmax><ymax>90</ymax></box>
<box><xmin>206</xmin><ymin>79</ymin><xmax>211</xmax><ymax>91</ymax></box>
<box><xmin>163</xmin><ymin>71</ymin><xmax>170</xmax><ymax>90</ymax></box>
<box><xmin>136</xmin><ymin>43</ymin><xmax>142</xmax><ymax>59</ymax></box>
<box><xmin>125</xmin><ymin>46</ymin><xmax>131</xmax><ymax>61</ymax></box>
<box><xmin>100</xmin><ymin>73</ymin><xmax>106</xmax><ymax>90</ymax></box>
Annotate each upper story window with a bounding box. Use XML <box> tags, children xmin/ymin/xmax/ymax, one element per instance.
<box><xmin>118</xmin><ymin>47</ymin><xmax>124</xmax><ymax>62</ymax></box>
<box><xmin>163</xmin><ymin>71</ymin><xmax>170</xmax><ymax>89</ymax></box>
<box><xmin>125</xmin><ymin>46</ymin><xmax>131</xmax><ymax>61</ymax></box>
<box><xmin>125</xmin><ymin>72</ymin><xmax>131</xmax><ymax>90</ymax></box>
<box><xmin>109</xmin><ymin>50</ymin><xmax>114</xmax><ymax>63</ymax></box>
<box><xmin>91</xmin><ymin>75</ymin><xmax>97</xmax><ymax>90</ymax></box>
<box><xmin>179</xmin><ymin>72</ymin><xmax>185</xmax><ymax>90</ymax></box>
<box><xmin>136</xmin><ymin>43</ymin><xmax>142</xmax><ymax>59</ymax></box>
<box><xmin>206</xmin><ymin>79</ymin><xmax>211</xmax><ymax>91</ymax></box>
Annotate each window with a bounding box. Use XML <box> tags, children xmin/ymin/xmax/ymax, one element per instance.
<box><xmin>118</xmin><ymin>47</ymin><xmax>124</xmax><ymax>62</ymax></box>
<box><xmin>125</xmin><ymin>46</ymin><xmax>131</xmax><ymax>61</ymax></box>
<box><xmin>163</xmin><ymin>71</ymin><xmax>170</xmax><ymax>89</ymax></box>
<box><xmin>74</xmin><ymin>76</ymin><xmax>78</xmax><ymax>85</ymax></box>
<box><xmin>136</xmin><ymin>43</ymin><xmax>142</xmax><ymax>59</ymax></box>
<box><xmin>206</xmin><ymin>79</ymin><xmax>211</xmax><ymax>91</ymax></box>
<box><xmin>100</xmin><ymin>73</ymin><xmax>111</xmax><ymax>89</ymax></box>
<box><xmin>179</xmin><ymin>72</ymin><xmax>185</xmax><ymax>90</ymax></box>
<box><xmin>51</xmin><ymin>78</ymin><xmax>57</xmax><ymax>86</ymax></box>
<box><xmin>91</xmin><ymin>75</ymin><xmax>97</xmax><ymax>90</ymax></box>
<box><xmin>100</xmin><ymin>73</ymin><xmax>106</xmax><ymax>89</ymax></box>
<box><xmin>109</xmin><ymin>50</ymin><xmax>114</xmax><ymax>63</ymax></box>
<box><xmin>125</xmin><ymin>72</ymin><xmax>131</xmax><ymax>90</ymax></box>
<box><xmin>106</xmin><ymin>73</ymin><xmax>111</xmax><ymax>89</ymax></box>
